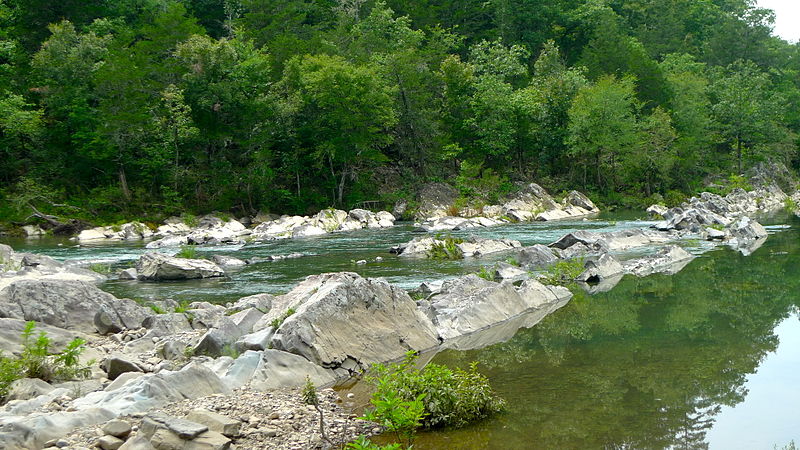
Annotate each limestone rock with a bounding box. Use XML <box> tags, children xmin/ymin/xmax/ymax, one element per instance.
<box><xmin>0</xmin><ymin>280</ymin><xmax>150</xmax><ymax>331</ymax></box>
<box><xmin>421</xmin><ymin>274</ymin><xmax>572</xmax><ymax>340</ymax></box>
<box><xmin>104</xmin><ymin>356</ymin><xmax>143</xmax><ymax>380</ymax></box>
<box><xmin>185</xmin><ymin>410</ymin><xmax>241</xmax><ymax>438</ymax></box>
<box><xmin>136</xmin><ymin>253</ymin><xmax>224</xmax><ymax>281</ymax></box>
<box><xmin>623</xmin><ymin>245</ymin><xmax>695</xmax><ymax>277</ymax></box>
<box><xmin>266</xmin><ymin>272</ymin><xmax>439</xmax><ymax>371</ymax></box>
<box><xmin>576</xmin><ymin>253</ymin><xmax>624</xmax><ymax>283</ymax></box>
<box><xmin>209</xmin><ymin>255</ymin><xmax>246</xmax><ymax>268</ymax></box>
<box><xmin>103</xmin><ymin>419</ymin><xmax>133</xmax><ymax>439</ymax></box>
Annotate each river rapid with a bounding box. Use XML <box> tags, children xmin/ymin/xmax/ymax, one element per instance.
<box><xmin>2</xmin><ymin>212</ymin><xmax>798</xmax><ymax>448</ymax></box>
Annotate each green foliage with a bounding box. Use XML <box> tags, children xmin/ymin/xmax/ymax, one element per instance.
<box><xmin>476</xmin><ymin>266</ymin><xmax>494</xmax><ymax>281</ymax></box>
<box><xmin>0</xmin><ymin>0</ymin><xmax>797</xmax><ymax>221</ymax></box>
<box><xmin>346</xmin><ymin>436</ymin><xmax>402</xmax><ymax>450</ymax></box>
<box><xmin>89</xmin><ymin>263</ymin><xmax>112</xmax><ymax>274</ymax></box>
<box><xmin>0</xmin><ymin>322</ymin><xmax>92</xmax><ymax>403</ymax></box>
<box><xmin>182</xmin><ymin>214</ymin><xmax>199</xmax><ymax>228</ymax></box>
<box><xmin>301</xmin><ymin>375</ymin><xmax>318</xmax><ymax>407</ymax></box>
<box><xmin>540</xmin><ymin>258</ymin><xmax>585</xmax><ymax>286</ymax></box>
<box><xmin>363</xmin><ymin>351</ymin><xmax>505</xmax><ymax>445</ymax></box>
<box><xmin>269</xmin><ymin>308</ymin><xmax>296</xmax><ymax>329</ymax></box>
<box><xmin>784</xmin><ymin>197</ymin><xmax>797</xmax><ymax>214</ymax></box>
<box><xmin>175</xmin><ymin>245</ymin><xmax>198</xmax><ymax>259</ymax></box>
<box><xmin>149</xmin><ymin>304</ymin><xmax>167</xmax><ymax>315</ymax></box>
<box><xmin>427</xmin><ymin>234</ymin><xmax>464</xmax><ymax>260</ymax></box>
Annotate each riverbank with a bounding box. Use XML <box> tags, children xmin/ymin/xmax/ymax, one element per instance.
<box><xmin>1</xmin><ymin>167</ymin><xmax>798</xmax><ymax>449</ymax></box>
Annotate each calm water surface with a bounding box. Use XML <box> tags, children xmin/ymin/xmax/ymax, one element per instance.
<box><xmin>2</xmin><ymin>213</ymin><xmax>798</xmax><ymax>448</ymax></box>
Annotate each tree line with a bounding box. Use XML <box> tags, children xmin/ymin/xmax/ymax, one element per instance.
<box><xmin>0</xmin><ymin>0</ymin><xmax>797</xmax><ymax>221</ymax></box>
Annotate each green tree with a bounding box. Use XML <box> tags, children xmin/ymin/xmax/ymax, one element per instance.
<box><xmin>710</xmin><ymin>60</ymin><xmax>789</xmax><ymax>174</ymax></box>
<box><xmin>629</xmin><ymin>106</ymin><xmax>677</xmax><ymax>196</ymax></box>
<box><xmin>660</xmin><ymin>53</ymin><xmax>717</xmax><ymax>186</ymax></box>
<box><xmin>280</xmin><ymin>54</ymin><xmax>397</xmax><ymax>206</ymax></box>
<box><xmin>567</xmin><ymin>75</ymin><xmax>639</xmax><ymax>191</ymax></box>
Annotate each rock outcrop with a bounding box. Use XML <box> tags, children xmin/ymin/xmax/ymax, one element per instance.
<box><xmin>136</xmin><ymin>253</ymin><xmax>225</xmax><ymax>281</ymax></box>
<box><xmin>0</xmin><ymin>246</ymin><xmax>105</xmax><ymax>291</ymax></box>
<box><xmin>264</xmin><ymin>273</ymin><xmax>440</xmax><ymax>372</ymax></box>
<box><xmin>415</xmin><ymin>183</ymin><xmax>599</xmax><ymax>227</ymax></box>
<box><xmin>419</xmin><ymin>275</ymin><xmax>572</xmax><ymax>341</ymax></box>
<box><xmin>250</xmin><ymin>209</ymin><xmax>395</xmax><ymax>241</ymax></box>
<box><xmin>0</xmin><ymin>280</ymin><xmax>151</xmax><ymax>332</ymax></box>
<box><xmin>623</xmin><ymin>245</ymin><xmax>695</xmax><ymax>277</ymax></box>
<box><xmin>392</xmin><ymin>235</ymin><xmax>521</xmax><ymax>258</ymax></box>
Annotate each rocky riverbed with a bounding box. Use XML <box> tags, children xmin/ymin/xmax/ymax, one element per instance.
<box><xmin>1</xmin><ymin>167</ymin><xmax>799</xmax><ymax>449</ymax></box>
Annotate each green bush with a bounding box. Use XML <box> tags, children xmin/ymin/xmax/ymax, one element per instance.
<box><xmin>346</xmin><ymin>436</ymin><xmax>402</xmax><ymax>450</ymax></box>
<box><xmin>0</xmin><ymin>322</ymin><xmax>93</xmax><ymax>403</ymax></box>
<box><xmin>363</xmin><ymin>352</ymin><xmax>505</xmax><ymax>446</ymax></box>
<box><xmin>89</xmin><ymin>263</ymin><xmax>112</xmax><ymax>274</ymax></box>
<box><xmin>427</xmin><ymin>235</ymin><xmax>464</xmax><ymax>260</ymax></box>
<box><xmin>539</xmin><ymin>258</ymin><xmax>585</xmax><ymax>285</ymax></box>
<box><xmin>270</xmin><ymin>308</ymin><xmax>296</xmax><ymax>329</ymax></box>
<box><xmin>175</xmin><ymin>245</ymin><xmax>198</xmax><ymax>259</ymax></box>
<box><xmin>784</xmin><ymin>197</ymin><xmax>797</xmax><ymax>213</ymax></box>
<box><xmin>476</xmin><ymin>266</ymin><xmax>494</xmax><ymax>281</ymax></box>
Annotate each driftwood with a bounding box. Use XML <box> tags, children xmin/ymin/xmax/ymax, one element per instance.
<box><xmin>25</xmin><ymin>204</ymin><xmax>92</xmax><ymax>236</ymax></box>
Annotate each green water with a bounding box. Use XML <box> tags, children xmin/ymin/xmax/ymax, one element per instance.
<box><xmin>411</xmin><ymin>216</ymin><xmax>800</xmax><ymax>449</ymax></box>
<box><xmin>2</xmin><ymin>214</ymin><xmax>798</xmax><ymax>448</ymax></box>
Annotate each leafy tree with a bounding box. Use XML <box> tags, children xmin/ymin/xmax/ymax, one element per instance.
<box><xmin>629</xmin><ymin>107</ymin><xmax>677</xmax><ymax>196</ymax></box>
<box><xmin>567</xmin><ymin>75</ymin><xmax>640</xmax><ymax>191</ymax></box>
<box><xmin>710</xmin><ymin>60</ymin><xmax>789</xmax><ymax>174</ymax></box>
<box><xmin>0</xmin><ymin>93</ymin><xmax>43</xmax><ymax>183</ymax></box>
<box><xmin>279</xmin><ymin>54</ymin><xmax>397</xmax><ymax>206</ymax></box>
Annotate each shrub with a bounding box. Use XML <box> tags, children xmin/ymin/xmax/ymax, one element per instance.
<box><xmin>175</xmin><ymin>245</ymin><xmax>198</xmax><ymax>259</ymax></box>
<box><xmin>784</xmin><ymin>197</ymin><xmax>797</xmax><ymax>214</ymax></box>
<box><xmin>363</xmin><ymin>352</ymin><xmax>505</xmax><ymax>443</ymax></box>
<box><xmin>0</xmin><ymin>322</ymin><xmax>93</xmax><ymax>403</ymax></box>
<box><xmin>182</xmin><ymin>213</ymin><xmax>199</xmax><ymax>228</ymax></box>
<box><xmin>89</xmin><ymin>263</ymin><xmax>112</xmax><ymax>274</ymax></box>
<box><xmin>476</xmin><ymin>266</ymin><xmax>494</xmax><ymax>281</ymax></box>
<box><xmin>270</xmin><ymin>308</ymin><xmax>296</xmax><ymax>329</ymax></box>
<box><xmin>539</xmin><ymin>258</ymin><xmax>585</xmax><ymax>286</ymax></box>
<box><xmin>346</xmin><ymin>436</ymin><xmax>402</xmax><ymax>450</ymax></box>
<box><xmin>427</xmin><ymin>235</ymin><xmax>464</xmax><ymax>260</ymax></box>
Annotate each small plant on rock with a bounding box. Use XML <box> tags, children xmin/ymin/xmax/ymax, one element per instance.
<box><xmin>270</xmin><ymin>308</ymin><xmax>296</xmax><ymax>329</ymax></box>
<box><xmin>175</xmin><ymin>245</ymin><xmax>198</xmax><ymax>259</ymax></box>
<box><xmin>302</xmin><ymin>376</ymin><xmax>333</xmax><ymax>446</ymax></box>
<box><xmin>0</xmin><ymin>322</ymin><xmax>93</xmax><ymax>403</ymax></box>
<box><xmin>427</xmin><ymin>234</ymin><xmax>464</xmax><ymax>260</ymax></box>
<box><xmin>476</xmin><ymin>266</ymin><xmax>494</xmax><ymax>281</ymax></box>
<box><xmin>89</xmin><ymin>263</ymin><xmax>112</xmax><ymax>274</ymax></box>
<box><xmin>539</xmin><ymin>258</ymin><xmax>585</xmax><ymax>286</ymax></box>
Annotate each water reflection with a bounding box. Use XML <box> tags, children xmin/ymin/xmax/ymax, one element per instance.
<box><xmin>414</xmin><ymin>218</ymin><xmax>800</xmax><ymax>449</ymax></box>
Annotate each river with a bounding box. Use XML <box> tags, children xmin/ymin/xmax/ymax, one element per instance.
<box><xmin>2</xmin><ymin>212</ymin><xmax>798</xmax><ymax>448</ymax></box>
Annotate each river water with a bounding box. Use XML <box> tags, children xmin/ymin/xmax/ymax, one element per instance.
<box><xmin>2</xmin><ymin>213</ymin><xmax>798</xmax><ymax>448</ymax></box>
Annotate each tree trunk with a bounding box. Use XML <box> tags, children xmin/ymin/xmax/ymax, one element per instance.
<box><xmin>119</xmin><ymin>165</ymin><xmax>131</xmax><ymax>201</ymax></box>
<box><xmin>337</xmin><ymin>168</ymin><xmax>348</xmax><ymax>206</ymax></box>
<box><xmin>737</xmin><ymin>134</ymin><xmax>743</xmax><ymax>175</ymax></box>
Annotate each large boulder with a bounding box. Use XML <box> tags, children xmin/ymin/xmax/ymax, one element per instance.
<box><xmin>416</xmin><ymin>183</ymin><xmax>460</xmax><ymax>220</ymax></box>
<box><xmin>395</xmin><ymin>236</ymin><xmax>521</xmax><ymax>258</ymax></box>
<box><xmin>420</xmin><ymin>275</ymin><xmax>572</xmax><ymax>341</ymax></box>
<box><xmin>136</xmin><ymin>253</ymin><xmax>224</xmax><ymax>281</ymax></box>
<box><xmin>623</xmin><ymin>245</ymin><xmax>695</xmax><ymax>277</ymax></box>
<box><xmin>0</xmin><ymin>280</ymin><xmax>151</xmax><ymax>332</ymax></box>
<box><xmin>515</xmin><ymin>244</ymin><xmax>559</xmax><ymax>269</ymax></box>
<box><xmin>576</xmin><ymin>253</ymin><xmax>624</xmax><ymax>283</ymax></box>
<box><xmin>264</xmin><ymin>272</ymin><xmax>439</xmax><ymax>371</ymax></box>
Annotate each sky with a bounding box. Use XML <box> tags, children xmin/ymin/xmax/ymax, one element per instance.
<box><xmin>757</xmin><ymin>0</ymin><xmax>800</xmax><ymax>42</ymax></box>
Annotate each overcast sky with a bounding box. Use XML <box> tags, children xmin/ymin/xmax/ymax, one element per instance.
<box><xmin>757</xmin><ymin>0</ymin><xmax>800</xmax><ymax>42</ymax></box>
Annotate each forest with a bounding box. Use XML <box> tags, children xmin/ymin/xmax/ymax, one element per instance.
<box><xmin>0</xmin><ymin>0</ymin><xmax>798</xmax><ymax>223</ymax></box>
